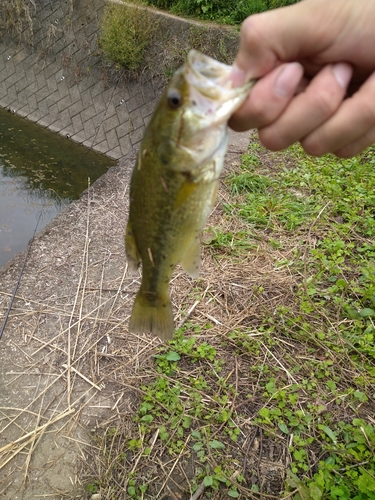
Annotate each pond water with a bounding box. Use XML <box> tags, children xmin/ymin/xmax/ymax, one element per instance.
<box><xmin>0</xmin><ymin>108</ymin><xmax>117</xmax><ymax>268</ymax></box>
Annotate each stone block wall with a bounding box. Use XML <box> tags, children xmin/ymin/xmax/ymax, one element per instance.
<box><xmin>0</xmin><ymin>0</ymin><xmax>239</xmax><ymax>159</ymax></box>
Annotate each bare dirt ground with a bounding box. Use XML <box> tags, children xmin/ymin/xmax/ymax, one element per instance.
<box><xmin>0</xmin><ymin>130</ymin><xmax>287</xmax><ymax>500</ymax></box>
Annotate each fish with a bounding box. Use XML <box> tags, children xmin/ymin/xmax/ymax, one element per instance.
<box><xmin>125</xmin><ymin>49</ymin><xmax>254</xmax><ymax>341</ymax></box>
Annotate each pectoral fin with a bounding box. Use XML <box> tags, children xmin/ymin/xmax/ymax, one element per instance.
<box><xmin>125</xmin><ymin>221</ymin><xmax>141</xmax><ymax>272</ymax></box>
<box><xmin>180</xmin><ymin>238</ymin><xmax>201</xmax><ymax>279</ymax></box>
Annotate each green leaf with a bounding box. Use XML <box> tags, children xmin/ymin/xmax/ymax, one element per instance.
<box><xmin>165</xmin><ymin>351</ymin><xmax>181</xmax><ymax>361</ymax></box>
<box><xmin>228</xmin><ymin>489</ymin><xmax>239</xmax><ymax>498</ymax></box>
<box><xmin>209</xmin><ymin>440</ymin><xmax>226</xmax><ymax>449</ymax></box>
<box><xmin>182</xmin><ymin>416</ymin><xmax>192</xmax><ymax>429</ymax></box>
<box><xmin>203</xmin><ymin>475</ymin><xmax>213</xmax><ymax>487</ymax></box>
<box><xmin>321</xmin><ymin>425</ymin><xmax>337</xmax><ymax>444</ymax></box>
<box><xmin>278</xmin><ymin>423</ymin><xmax>289</xmax><ymax>434</ymax></box>
<box><xmin>359</xmin><ymin>308</ymin><xmax>375</xmax><ymax>317</ymax></box>
<box><xmin>326</xmin><ymin>380</ymin><xmax>336</xmax><ymax>391</ymax></box>
<box><xmin>308</xmin><ymin>483</ymin><xmax>323</xmax><ymax>499</ymax></box>
<box><xmin>127</xmin><ymin>485</ymin><xmax>136</xmax><ymax>496</ymax></box>
<box><xmin>358</xmin><ymin>471</ymin><xmax>375</xmax><ymax>493</ymax></box>
<box><xmin>193</xmin><ymin>442</ymin><xmax>203</xmax><ymax>452</ymax></box>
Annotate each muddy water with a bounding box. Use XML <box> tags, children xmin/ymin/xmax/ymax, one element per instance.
<box><xmin>0</xmin><ymin>108</ymin><xmax>116</xmax><ymax>268</ymax></box>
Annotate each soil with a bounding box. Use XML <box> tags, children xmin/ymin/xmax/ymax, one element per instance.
<box><xmin>0</xmin><ymin>130</ymin><xmax>265</xmax><ymax>500</ymax></box>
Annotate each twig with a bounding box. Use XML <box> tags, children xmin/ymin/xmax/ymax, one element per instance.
<box><xmin>177</xmin><ymin>300</ymin><xmax>199</xmax><ymax>329</ymax></box>
<box><xmin>62</xmin><ymin>364</ymin><xmax>101</xmax><ymax>391</ymax></box>
<box><xmin>190</xmin><ymin>480</ymin><xmax>205</xmax><ymax>500</ymax></box>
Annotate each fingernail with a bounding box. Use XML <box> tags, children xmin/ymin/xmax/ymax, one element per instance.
<box><xmin>228</xmin><ymin>63</ymin><xmax>247</xmax><ymax>87</ymax></box>
<box><xmin>274</xmin><ymin>62</ymin><xmax>304</xmax><ymax>97</ymax></box>
<box><xmin>332</xmin><ymin>63</ymin><xmax>352</xmax><ymax>88</ymax></box>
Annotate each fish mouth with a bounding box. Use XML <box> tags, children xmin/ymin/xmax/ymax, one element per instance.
<box><xmin>186</xmin><ymin>49</ymin><xmax>253</xmax><ymax>120</ymax></box>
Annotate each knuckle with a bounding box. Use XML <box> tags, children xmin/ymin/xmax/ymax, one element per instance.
<box><xmin>311</xmin><ymin>88</ymin><xmax>338</xmax><ymax>117</ymax></box>
<box><xmin>360</xmin><ymin>100</ymin><xmax>375</xmax><ymax>126</ymax></box>
<box><xmin>259</xmin><ymin>128</ymin><xmax>287</xmax><ymax>151</ymax></box>
<box><xmin>301</xmin><ymin>135</ymin><xmax>327</xmax><ymax>157</ymax></box>
<box><xmin>303</xmin><ymin>143</ymin><xmax>326</xmax><ymax>157</ymax></box>
<box><xmin>240</xmin><ymin>15</ymin><xmax>264</xmax><ymax>47</ymax></box>
<box><xmin>239</xmin><ymin>14</ymin><xmax>269</xmax><ymax>58</ymax></box>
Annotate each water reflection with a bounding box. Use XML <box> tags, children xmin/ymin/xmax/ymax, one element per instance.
<box><xmin>0</xmin><ymin>107</ymin><xmax>117</xmax><ymax>267</ymax></box>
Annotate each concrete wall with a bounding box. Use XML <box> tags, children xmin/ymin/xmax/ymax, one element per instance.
<box><xmin>0</xmin><ymin>0</ymin><xmax>239</xmax><ymax>159</ymax></box>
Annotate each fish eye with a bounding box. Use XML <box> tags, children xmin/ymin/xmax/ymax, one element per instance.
<box><xmin>167</xmin><ymin>90</ymin><xmax>182</xmax><ymax>109</ymax></box>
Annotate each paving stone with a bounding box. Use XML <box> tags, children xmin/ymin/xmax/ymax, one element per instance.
<box><xmin>141</xmin><ymin>81</ymin><xmax>156</xmax><ymax>102</ymax></box>
<box><xmin>119</xmin><ymin>134</ymin><xmax>132</xmax><ymax>158</ymax></box>
<box><xmin>15</xmin><ymin>75</ymin><xmax>29</xmax><ymax>94</ymax></box>
<box><xmin>59</xmin><ymin>110</ymin><xmax>73</xmax><ymax>129</ymax></box>
<box><xmin>68</xmin><ymin>99</ymin><xmax>85</xmax><ymax>118</ymax></box>
<box><xmin>129</xmin><ymin>111</ymin><xmax>144</xmax><ymax>132</ymax></box>
<box><xmin>94</xmin><ymin>138</ymin><xmax>109</xmax><ymax>155</ymax></box>
<box><xmin>0</xmin><ymin>82</ymin><xmax>7</xmax><ymax>100</ymax></box>
<box><xmin>130</xmin><ymin>127</ymin><xmax>144</xmax><ymax>146</ymax></box>
<box><xmin>35</xmin><ymin>85</ymin><xmax>51</xmax><ymax>104</ymax></box>
<box><xmin>57</xmin><ymin>79</ymin><xmax>70</xmax><ymax>99</ymax></box>
<box><xmin>45</xmin><ymin>90</ymin><xmax>60</xmax><ymax>108</ymax></box>
<box><xmin>80</xmin><ymin>88</ymin><xmax>96</xmax><ymax>107</ymax></box>
<box><xmin>116</xmin><ymin>103</ymin><xmax>129</xmax><ymax>124</ymax></box>
<box><xmin>128</xmin><ymin>83</ymin><xmax>143</xmax><ymax>99</ymax></box>
<box><xmin>18</xmin><ymin>52</ymin><xmax>37</xmax><ymax>72</ymax></box>
<box><xmin>5</xmin><ymin>53</ymin><xmax>16</xmax><ymax>73</ymax></box>
<box><xmin>91</xmin><ymin>125</ymin><xmax>106</xmax><ymax>145</ymax></box>
<box><xmin>25</xmin><ymin>66</ymin><xmax>37</xmax><ymax>86</ymax></box>
<box><xmin>70</xmin><ymin>131</ymin><xmax>86</xmax><ymax>144</ymax></box>
<box><xmin>106</xmin><ymin>128</ymin><xmax>120</xmax><ymax>152</ymax></box>
<box><xmin>107</xmin><ymin>145</ymin><xmax>122</xmax><ymax>159</ymax></box>
<box><xmin>139</xmin><ymin>101</ymin><xmax>155</xmax><ymax>119</ymax></box>
<box><xmin>17</xmin><ymin>106</ymin><xmax>30</xmax><ymax>118</ymax></box>
<box><xmin>80</xmin><ymin>105</ymin><xmax>97</xmax><ymax>122</ymax></box>
<box><xmin>6</xmin><ymin>84</ymin><xmax>18</xmax><ymax>104</ymax></box>
<box><xmin>102</xmin><ymin>113</ymin><xmax>120</xmax><ymax>134</ymax></box>
<box><xmin>67</xmin><ymin>85</ymin><xmax>82</xmax><ymax>105</ymax></box>
<box><xmin>39</xmin><ymin>3</ymin><xmax>55</xmax><ymax>22</ymax></box>
<box><xmin>37</xmin><ymin>98</ymin><xmax>49</xmax><ymax>118</ymax></box>
<box><xmin>90</xmin><ymin>81</ymin><xmax>106</xmax><ymax>101</ymax></box>
<box><xmin>83</xmin><ymin>117</ymin><xmax>99</xmax><ymax>139</ymax></box>
<box><xmin>116</xmin><ymin>121</ymin><xmax>131</xmax><ymax>142</ymax></box>
<box><xmin>57</xmin><ymin>93</ymin><xmax>73</xmax><ymax>113</ymax></box>
<box><xmin>127</xmin><ymin>92</ymin><xmax>145</xmax><ymax>113</ymax></box>
<box><xmin>43</xmin><ymin>58</ymin><xmax>60</xmax><ymax>80</ymax></box>
<box><xmin>92</xmin><ymin>93</ymin><xmax>108</xmax><ymax>115</ymax></box>
<box><xmin>49</xmin><ymin>120</ymin><xmax>63</xmax><ymax>133</ymax></box>
<box><xmin>71</xmin><ymin>113</ymin><xmax>84</xmax><ymax>134</ymax></box>
<box><xmin>28</xmin><ymin>110</ymin><xmax>45</xmax><ymax>123</ymax></box>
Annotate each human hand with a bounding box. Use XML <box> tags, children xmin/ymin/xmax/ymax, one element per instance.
<box><xmin>229</xmin><ymin>0</ymin><xmax>375</xmax><ymax>158</ymax></box>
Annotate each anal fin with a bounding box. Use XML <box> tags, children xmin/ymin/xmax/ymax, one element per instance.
<box><xmin>180</xmin><ymin>238</ymin><xmax>201</xmax><ymax>279</ymax></box>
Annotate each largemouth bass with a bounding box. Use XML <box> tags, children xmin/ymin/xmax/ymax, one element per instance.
<box><xmin>126</xmin><ymin>50</ymin><xmax>253</xmax><ymax>340</ymax></box>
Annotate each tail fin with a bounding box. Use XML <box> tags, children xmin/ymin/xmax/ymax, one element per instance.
<box><xmin>128</xmin><ymin>291</ymin><xmax>174</xmax><ymax>341</ymax></box>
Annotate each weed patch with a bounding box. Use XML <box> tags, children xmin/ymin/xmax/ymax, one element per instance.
<box><xmin>84</xmin><ymin>138</ymin><xmax>374</xmax><ymax>499</ymax></box>
<box><xmin>99</xmin><ymin>2</ymin><xmax>158</xmax><ymax>71</ymax></box>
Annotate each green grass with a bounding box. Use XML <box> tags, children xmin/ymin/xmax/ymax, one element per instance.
<box><xmin>221</xmin><ymin>142</ymin><xmax>375</xmax><ymax>498</ymax></box>
<box><xmin>145</xmin><ymin>0</ymin><xmax>300</xmax><ymax>25</ymax></box>
<box><xmin>86</xmin><ymin>139</ymin><xmax>375</xmax><ymax>499</ymax></box>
